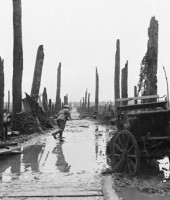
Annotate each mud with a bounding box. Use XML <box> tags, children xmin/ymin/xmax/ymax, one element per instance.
<box><xmin>113</xmin><ymin>168</ymin><xmax>170</xmax><ymax>200</ymax></box>
<box><xmin>0</xmin><ymin>108</ymin><xmax>109</xmax><ymax>199</ymax></box>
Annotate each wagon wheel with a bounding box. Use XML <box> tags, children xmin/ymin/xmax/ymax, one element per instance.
<box><xmin>13</xmin><ymin>112</ymin><xmax>37</xmax><ymax>134</ymax></box>
<box><xmin>110</xmin><ymin>130</ymin><xmax>140</xmax><ymax>175</ymax></box>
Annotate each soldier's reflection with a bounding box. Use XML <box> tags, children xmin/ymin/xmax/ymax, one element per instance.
<box><xmin>52</xmin><ymin>143</ymin><xmax>71</xmax><ymax>173</ymax></box>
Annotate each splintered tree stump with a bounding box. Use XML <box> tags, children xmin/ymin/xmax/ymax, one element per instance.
<box><xmin>121</xmin><ymin>61</ymin><xmax>128</xmax><ymax>105</ymax></box>
<box><xmin>12</xmin><ymin>0</ymin><xmax>23</xmax><ymax>117</ymax></box>
<box><xmin>114</xmin><ymin>39</ymin><xmax>120</xmax><ymax>114</ymax></box>
<box><xmin>0</xmin><ymin>58</ymin><xmax>4</xmax><ymax>140</ymax></box>
<box><xmin>31</xmin><ymin>45</ymin><xmax>44</xmax><ymax>101</ymax></box>
<box><xmin>95</xmin><ymin>67</ymin><xmax>99</xmax><ymax>114</ymax></box>
<box><xmin>55</xmin><ymin>62</ymin><xmax>61</xmax><ymax>112</ymax></box>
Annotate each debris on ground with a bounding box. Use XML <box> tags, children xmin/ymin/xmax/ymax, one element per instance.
<box><xmin>112</xmin><ymin>171</ymin><xmax>170</xmax><ymax>195</ymax></box>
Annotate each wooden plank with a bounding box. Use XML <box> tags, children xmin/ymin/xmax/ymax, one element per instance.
<box><xmin>2</xmin><ymin>190</ymin><xmax>103</xmax><ymax>197</ymax></box>
<box><xmin>117</xmin><ymin>101</ymin><xmax>167</xmax><ymax>111</ymax></box>
<box><xmin>116</xmin><ymin>95</ymin><xmax>159</xmax><ymax>102</ymax></box>
<box><xmin>128</xmin><ymin>109</ymin><xmax>170</xmax><ymax>116</ymax></box>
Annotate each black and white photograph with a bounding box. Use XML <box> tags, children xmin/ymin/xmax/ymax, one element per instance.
<box><xmin>0</xmin><ymin>0</ymin><xmax>170</xmax><ymax>199</ymax></box>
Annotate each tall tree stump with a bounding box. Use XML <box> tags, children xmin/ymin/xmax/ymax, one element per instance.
<box><xmin>12</xmin><ymin>0</ymin><xmax>23</xmax><ymax>116</ymax></box>
<box><xmin>31</xmin><ymin>45</ymin><xmax>44</xmax><ymax>101</ymax></box>
<box><xmin>0</xmin><ymin>58</ymin><xmax>4</xmax><ymax>140</ymax></box>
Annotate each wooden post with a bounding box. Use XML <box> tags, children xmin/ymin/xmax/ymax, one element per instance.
<box><xmin>95</xmin><ymin>67</ymin><xmax>99</xmax><ymax>115</ymax></box>
<box><xmin>55</xmin><ymin>62</ymin><xmax>61</xmax><ymax>112</ymax></box>
<box><xmin>12</xmin><ymin>0</ymin><xmax>23</xmax><ymax>116</ymax></box>
<box><xmin>30</xmin><ymin>45</ymin><xmax>44</xmax><ymax>101</ymax></box>
<box><xmin>121</xmin><ymin>61</ymin><xmax>128</xmax><ymax>105</ymax></box>
<box><xmin>114</xmin><ymin>39</ymin><xmax>120</xmax><ymax>114</ymax></box>
<box><xmin>0</xmin><ymin>58</ymin><xmax>4</xmax><ymax>140</ymax></box>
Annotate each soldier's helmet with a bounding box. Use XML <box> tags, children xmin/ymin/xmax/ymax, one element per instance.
<box><xmin>63</xmin><ymin>105</ymin><xmax>69</xmax><ymax>109</ymax></box>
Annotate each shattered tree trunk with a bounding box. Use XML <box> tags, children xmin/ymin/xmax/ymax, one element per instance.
<box><xmin>145</xmin><ymin>17</ymin><xmax>158</xmax><ymax>97</ymax></box>
<box><xmin>88</xmin><ymin>93</ymin><xmax>90</xmax><ymax>113</ymax></box>
<box><xmin>82</xmin><ymin>97</ymin><xmax>85</xmax><ymax>112</ymax></box>
<box><xmin>0</xmin><ymin>58</ymin><xmax>4</xmax><ymax>140</ymax></box>
<box><xmin>80</xmin><ymin>99</ymin><xmax>82</xmax><ymax>110</ymax></box>
<box><xmin>114</xmin><ymin>39</ymin><xmax>120</xmax><ymax>113</ymax></box>
<box><xmin>30</xmin><ymin>45</ymin><xmax>44</xmax><ymax>101</ymax></box>
<box><xmin>12</xmin><ymin>0</ymin><xmax>23</xmax><ymax>116</ymax></box>
<box><xmin>84</xmin><ymin>89</ymin><xmax>87</xmax><ymax>111</ymax></box>
<box><xmin>121</xmin><ymin>61</ymin><xmax>128</xmax><ymax>105</ymax></box>
<box><xmin>95</xmin><ymin>67</ymin><xmax>99</xmax><ymax>115</ymax></box>
<box><xmin>42</xmin><ymin>87</ymin><xmax>50</xmax><ymax>117</ymax></box>
<box><xmin>55</xmin><ymin>62</ymin><xmax>61</xmax><ymax>112</ymax></box>
<box><xmin>8</xmin><ymin>90</ymin><xmax>10</xmax><ymax>112</ymax></box>
<box><xmin>64</xmin><ymin>95</ymin><xmax>68</xmax><ymax>105</ymax></box>
<box><xmin>48</xmin><ymin>99</ymin><xmax>52</xmax><ymax>117</ymax></box>
<box><xmin>52</xmin><ymin>103</ymin><xmax>55</xmax><ymax>115</ymax></box>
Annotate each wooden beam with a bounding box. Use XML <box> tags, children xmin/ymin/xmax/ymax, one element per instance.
<box><xmin>116</xmin><ymin>95</ymin><xmax>159</xmax><ymax>102</ymax></box>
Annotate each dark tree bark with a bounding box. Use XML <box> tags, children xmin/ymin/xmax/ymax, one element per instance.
<box><xmin>64</xmin><ymin>95</ymin><xmax>68</xmax><ymax>105</ymax></box>
<box><xmin>30</xmin><ymin>45</ymin><xmax>44</xmax><ymax>101</ymax></box>
<box><xmin>48</xmin><ymin>99</ymin><xmax>52</xmax><ymax>117</ymax></box>
<box><xmin>114</xmin><ymin>39</ymin><xmax>120</xmax><ymax>113</ymax></box>
<box><xmin>0</xmin><ymin>58</ymin><xmax>4</xmax><ymax>140</ymax></box>
<box><xmin>84</xmin><ymin>89</ymin><xmax>87</xmax><ymax>110</ymax></box>
<box><xmin>55</xmin><ymin>62</ymin><xmax>61</xmax><ymax>112</ymax></box>
<box><xmin>82</xmin><ymin>97</ymin><xmax>85</xmax><ymax>112</ymax></box>
<box><xmin>88</xmin><ymin>93</ymin><xmax>90</xmax><ymax>113</ymax></box>
<box><xmin>12</xmin><ymin>0</ymin><xmax>23</xmax><ymax>116</ymax></box>
<box><xmin>121</xmin><ymin>61</ymin><xmax>128</xmax><ymax>105</ymax></box>
<box><xmin>114</xmin><ymin>39</ymin><xmax>120</xmax><ymax>101</ymax></box>
<box><xmin>138</xmin><ymin>17</ymin><xmax>158</xmax><ymax>100</ymax></box>
<box><xmin>42</xmin><ymin>87</ymin><xmax>50</xmax><ymax>116</ymax></box>
<box><xmin>8</xmin><ymin>90</ymin><xmax>10</xmax><ymax>113</ymax></box>
<box><xmin>145</xmin><ymin>17</ymin><xmax>158</xmax><ymax>96</ymax></box>
<box><xmin>95</xmin><ymin>67</ymin><xmax>99</xmax><ymax>114</ymax></box>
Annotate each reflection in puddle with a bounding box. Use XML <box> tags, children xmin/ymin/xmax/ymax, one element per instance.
<box><xmin>0</xmin><ymin>123</ymin><xmax>108</xmax><ymax>183</ymax></box>
<box><xmin>52</xmin><ymin>143</ymin><xmax>71</xmax><ymax>173</ymax></box>
<box><xmin>22</xmin><ymin>145</ymin><xmax>45</xmax><ymax>172</ymax></box>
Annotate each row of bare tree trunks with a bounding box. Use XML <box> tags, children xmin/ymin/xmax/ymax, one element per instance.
<box><xmin>0</xmin><ymin>0</ymin><xmax>70</xmax><ymax>139</ymax></box>
<box><xmin>114</xmin><ymin>16</ymin><xmax>158</xmax><ymax>112</ymax></box>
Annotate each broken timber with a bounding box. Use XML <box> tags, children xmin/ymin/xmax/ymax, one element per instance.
<box><xmin>30</xmin><ymin>45</ymin><xmax>44</xmax><ymax>101</ymax></box>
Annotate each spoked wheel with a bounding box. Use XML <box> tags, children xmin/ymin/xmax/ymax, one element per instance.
<box><xmin>13</xmin><ymin>112</ymin><xmax>37</xmax><ymax>134</ymax></box>
<box><xmin>110</xmin><ymin>130</ymin><xmax>140</xmax><ymax>175</ymax></box>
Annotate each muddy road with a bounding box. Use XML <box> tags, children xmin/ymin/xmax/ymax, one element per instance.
<box><xmin>0</xmin><ymin>108</ymin><xmax>108</xmax><ymax>199</ymax></box>
<box><xmin>1</xmin><ymin>108</ymin><xmax>170</xmax><ymax>200</ymax></box>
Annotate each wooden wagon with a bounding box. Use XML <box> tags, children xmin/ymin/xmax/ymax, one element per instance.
<box><xmin>106</xmin><ymin>95</ymin><xmax>170</xmax><ymax>175</ymax></box>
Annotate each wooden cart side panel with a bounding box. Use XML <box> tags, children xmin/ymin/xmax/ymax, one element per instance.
<box><xmin>129</xmin><ymin>111</ymin><xmax>170</xmax><ymax>141</ymax></box>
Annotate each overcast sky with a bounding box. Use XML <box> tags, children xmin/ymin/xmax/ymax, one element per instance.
<box><xmin>0</xmin><ymin>0</ymin><xmax>170</xmax><ymax>103</ymax></box>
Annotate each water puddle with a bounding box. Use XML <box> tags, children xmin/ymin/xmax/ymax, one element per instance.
<box><xmin>0</xmin><ymin>120</ymin><xmax>108</xmax><ymax>185</ymax></box>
